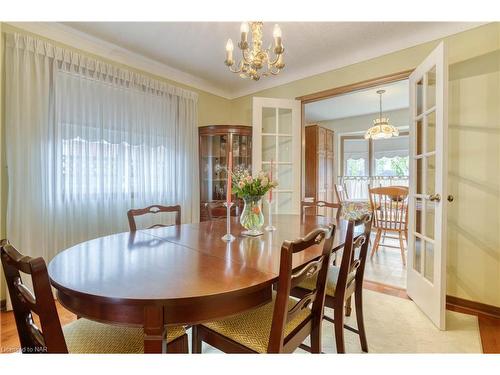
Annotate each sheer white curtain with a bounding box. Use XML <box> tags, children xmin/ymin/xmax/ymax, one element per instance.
<box><xmin>5</xmin><ymin>34</ymin><xmax>199</xmax><ymax>307</ymax></box>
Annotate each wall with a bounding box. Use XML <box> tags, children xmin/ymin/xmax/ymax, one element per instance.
<box><xmin>447</xmin><ymin>47</ymin><xmax>500</xmax><ymax>305</ymax></box>
<box><xmin>230</xmin><ymin>23</ymin><xmax>500</xmax><ymax>307</ymax></box>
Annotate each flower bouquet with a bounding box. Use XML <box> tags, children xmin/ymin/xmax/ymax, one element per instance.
<box><xmin>232</xmin><ymin>167</ymin><xmax>278</xmax><ymax>236</ymax></box>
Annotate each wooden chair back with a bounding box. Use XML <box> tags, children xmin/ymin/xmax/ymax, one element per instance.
<box><xmin>334</xmin><ymin>183</ymin><xmax>349</xmax><ymax>203</ymax></box>
<box><xmin>368</xmin><ymin>186</ymin><xmax>408</xmax><ymax>231</ymax></box>
<box><xmin>0</xmin><ymin>240</ymin><xmax>68</xmax><ymax>353</ymax></box>
<box><xmin>268</xmin><ymin>224</ymin><xmax>336</xmax><ymax>352</ymax></box>
<box><xmin>334</xmin><ymin>214</ymin><xmax>372</xmax><ymax>303</ymax></box>
<box><xmin>204</xmin><ymin>201</ymin><xmax>240</xmax><ymax>221</ymax></box>
<box><xmin>127</xmin><ymin>204</ymin><xmax>181</xmax><ymax>231</ymax></box>
<box><xmin>301</xmin><ymin>200</ymin><xmax>341</xmax><ymax>218</ymax></box>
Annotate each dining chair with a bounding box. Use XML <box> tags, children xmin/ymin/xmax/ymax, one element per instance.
<box><xmin>334</xmin><ymin>183</ymin><xmax>349</xmax><ymax>203</ymax></box>
<box><xmin>191</xmin><ymin>224</ymin><xmax>336</xmax><ymax>353</ymax></box>
<box><xmin>204</xmin><ymin>200</ymin><xmax>240</xmax><ymax>221</ymax></box>
<box><xmin>301</xmin><ymin>200</ymin><xmax>342</xmax><ymax>220</ymax></box>
<box><xmin>127</xmin><ymin>204</ymin><xmax>181</xmax><ymax>231</ymax></box>
<box><xmin>291</xmin><ymin>214</ymin><xmax>372</xmax><ymax>353</ymax></box>
<box><xmin>368</xmin><ymin>186</ymin><xmax>409</xmax><ymax>265</ymax></box>
<box><xmin>0</xmin><ymin>240</ymin><xmax>188</xmax><ymax>353</ymax></box>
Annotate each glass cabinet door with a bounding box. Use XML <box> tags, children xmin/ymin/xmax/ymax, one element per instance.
<box><xmin>199</xmin><ymin>134</ymin><xmax>229</xmax><ymax>202</ymax></box>
<box><xmin>232</xmin><ymin>134</ymin><xmax>252</xmax><ymax>173</ymax></box>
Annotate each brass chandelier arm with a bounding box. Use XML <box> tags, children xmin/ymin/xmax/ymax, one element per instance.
<box><xmin>241</xmin><ymin>48</ymin><xmax>253</xmax><ymax>65</ymax></box>
<box><xmin>228</xmin><ymin>65</ymin><xmax>243</xmax><ymax>74</ymax></box>
<box><xmin>267</xmin><ymin>50</ymin><xmax>284</xmax><ymax>67</ymax></box>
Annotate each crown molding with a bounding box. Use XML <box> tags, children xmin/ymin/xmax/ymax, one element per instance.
<box><xmin>5</xmin><ymin>22</ymin><xmax>489</xmax><ymax>101</ymax></box>
<box><xmin>229</xmin><ymin>22</ymin><xmax>488</xmax><ymax>99</ymax></box>
<box><xmin>5</xmin><ymin>22</ymin><xmax>233</xmax><ymax>99</ymax></box>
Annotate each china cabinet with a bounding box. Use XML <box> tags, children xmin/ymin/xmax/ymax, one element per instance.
<box><xmin>199</xmin><ymin>125</ymin><xmax>252</xmax><ymax>221</ymax></box>
<box><xmin>305</xmin><ymin>125</ymin><xmax>335</xmax><ymax>214</ymax></box>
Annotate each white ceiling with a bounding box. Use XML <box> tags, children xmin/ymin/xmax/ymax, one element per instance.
<box><xmin>305</xmin><ymin>80</ymin><xmax>409</xmax><ymax>122</ymax></box>
<box><xmin>15</xmin><ymin>22</ymin><xmax>484</xmax><ymax>99</ymax></box>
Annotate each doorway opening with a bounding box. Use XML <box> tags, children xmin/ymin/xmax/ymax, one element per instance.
<box><xmin>302</xmin><ymin>78</ymin><xmax>410</xmax><ymax>289</ymax></box>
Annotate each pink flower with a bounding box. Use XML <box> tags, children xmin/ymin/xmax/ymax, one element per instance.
<box><xmin>238</xmin><ymin>181</ymin><xmax>245</xmax><ymax>188</ymax></box>
<box><xmin>245</xmin><ymin>175</ymin><xmax>253</xmax><ymax>183</ymax></box>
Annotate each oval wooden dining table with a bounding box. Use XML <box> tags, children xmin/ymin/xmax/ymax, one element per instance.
<box><xmin>48</xmin><ymin>214</ymin><xmax>352</xmax><ymax>353</ymax></box>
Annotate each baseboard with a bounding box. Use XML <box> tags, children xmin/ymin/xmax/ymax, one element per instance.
<box><xmin>0</xmin><ymin>299</ymin><xmax>6</xmax><ymax>311</ymax></box>
<box><xmin>446</xmin><ymin>295</ymin><xmax>500</xmax><ymax>319</ymax></box>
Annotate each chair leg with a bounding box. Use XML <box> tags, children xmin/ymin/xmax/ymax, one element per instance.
<box><xmin>167</xmin><ymin>334</ymin><xmax>189</xmax><ymax>353</ymax></box>
<box><xmin>192</xmin><ymin>325</ymin><xmax>202</xmax><ymax>354</ymax></box>
<box><xmin>345</xmin><ymin>296</ymin><xmax>352</xmax><ymax>317</ymax></box>
<box><xmin>310</xmin><ymin>317</ymin><xmax>322</xmax><ymax>354</ymax></box>
<box><xmin>398</xmin><ymin>232</ymin><xmax>406</xmax><ymax>266</ymax></box>
<box><xmin>354</xmin><ymin>288</ymin><xmax>368</xmax><ymax>353</ymax></box>
<box><xmin>370</xmin><ymin>229</ymin><xmax>382</xmax><ymax>259</ymax></box>
<box><xmin>334</xmin><ymin>306</ymin><xmax>346</xmax><ymax>354</ymax></box>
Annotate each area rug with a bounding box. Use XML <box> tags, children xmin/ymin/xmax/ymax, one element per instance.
<box><xmin>192</xmin><ymin>289</ymin><xmax>482</xmax><ymax>354</ymax></box>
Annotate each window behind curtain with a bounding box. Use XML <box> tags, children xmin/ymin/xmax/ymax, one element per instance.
<box><xmin>373</xmin><ymin>135</ymin><xmax>410</xmax><ymax>177</ymax></box>
<box><xmin>55</xmin><ymin>70</ymin><xmax>178</xmax><ymax>207</ymax></box>
<box><xmin>343</xmin><ymin>138</ymin><xmax>369</xmax><ymax>176</ymax></box>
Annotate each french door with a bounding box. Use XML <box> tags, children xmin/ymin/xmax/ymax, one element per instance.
<box><xmin>407</xmin><ymin>42</ymin><xmax>448</xmax><ymax>330</ymax></box>
<box><xmin>252</xmin><ymin>97</ymin><xmax>301</xmax><ymax>214</ymax></box>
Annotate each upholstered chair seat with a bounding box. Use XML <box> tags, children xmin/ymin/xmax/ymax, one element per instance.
<box><xmin>63</xmin><ymin>319</ymin><xmax>186</xmax><ymax>354</ymax></box>
<box><xmin>201</xmin><ymin>294</ymin><xmax>311</xmax><ymax>353</ymax></box>
<box><xmin>298</xmin><ymin>265</ymin><xmax>356</xmax><ymax>297</ymax></box>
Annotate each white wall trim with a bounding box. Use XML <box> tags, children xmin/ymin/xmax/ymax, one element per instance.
<box><xmin>6</xmin><ymin>22</ymin><xmax>233</xmax><ymax>99</ymax></box>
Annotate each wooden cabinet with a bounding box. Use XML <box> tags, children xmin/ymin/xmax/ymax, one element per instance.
<box><xmin>305</xmin><ymin>125</ymin><xmax>335</xmax><ymax>210</ymax></box>
<box><xmin>198</xmin><ymin>125</ymin><xmax>252</xmax><ymax>221</ymax></box>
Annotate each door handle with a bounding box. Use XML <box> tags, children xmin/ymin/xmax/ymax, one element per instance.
<box><xmin>428</xmin><ymin>193</ymin><xmax>441</xmax><ymax>202</ymax></box>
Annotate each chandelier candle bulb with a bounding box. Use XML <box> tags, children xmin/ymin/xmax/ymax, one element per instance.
<box><xmin>225</xmin><ymin>39</ymin><xmax>234</xmax><ymax>65</ymax></box>
<box><xmin>273</xmin><ymin>24</ymin><xmax>282</xmax><ymax>47</ymax></box>
<box><xmin>240</xmin><ymin>22</ymin><xmax>249</xmax><ymax>45</ymax></box>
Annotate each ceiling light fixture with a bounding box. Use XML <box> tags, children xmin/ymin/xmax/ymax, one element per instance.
<box><xmin>365</xmin><ymin>89</ymin><xmax>400</xmax><ymax>140</ymax></box>
<box><xmin>224</xmin><ymin>22</ymin><xmax>285</xmax><ymax>81</ymax></box>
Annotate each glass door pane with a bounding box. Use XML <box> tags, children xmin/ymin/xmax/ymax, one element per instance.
<box><xmin>261</xmin><ymin>107</ymin><xmax>295</xmax><ymax>214</ymax></box>
<box><xmin>254</xmin><ymin>97</ymin><xmax>300</xmax><ymax>215</ymax></box>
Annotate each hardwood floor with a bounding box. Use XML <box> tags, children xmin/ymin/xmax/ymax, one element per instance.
<box><xmin>1</xmin><ymin>283</ymin><xmax>499</xmax><ymax>353</ymax></box>
<box><xmin>1</xmin><ymin>302</ymin><xmax>76</xmax><ymax>354</ymax></box>
<box><xmin>446</xmin><ymin>302</ymin><xmax>500</xmax><ymax>354</ymax></box>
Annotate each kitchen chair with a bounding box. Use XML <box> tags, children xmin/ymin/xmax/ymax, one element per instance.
<box><xmin>191</xmin><ymin>224</ymin><xmax>336</xmax><ymax>353</ymax></box>
<box><xmin>368</xmin><ymin>186</ymin><xmax>408</xmax><ymax>265</ymax></box>
<box><xmin>334</xmin><ymin>183</ymin><xmax>349</xmax><ymax>203</ymax></box>
<box><xmin>0</xmin><ymin>240</ymin><xmax>188</xmax><ymax>353</ymax></box>
<box><xmin>127</xmin><ymin>204</ymin><xmax>181</xmax><ymax>231</ymax></box>
<box><xmin>301</xmin><ymin>200</ymin><xmax>342</xmax><ymax>219</ymax></box>
<box><xmin>291</xmin><ymin>214</ymin><xmax>372</xmax><ymax>353</ymax></box>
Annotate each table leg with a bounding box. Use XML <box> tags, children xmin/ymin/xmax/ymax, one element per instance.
<box><xmin>144</xmin><ymin>305</ymin><xmax>166</xmax><ymax>353</ymax></box>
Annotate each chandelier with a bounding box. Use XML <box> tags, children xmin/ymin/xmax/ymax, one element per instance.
<box><xmin>365</xmin><ymin>89</ymin><xmax>399</xmax><ymax>140</ymax></box>
<box><xmin>224</xmin><ymin>22</ymin><xmax>285</xmax><ymax>81</ymax></box>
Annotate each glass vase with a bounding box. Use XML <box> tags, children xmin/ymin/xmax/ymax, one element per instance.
<box><xmin>240</xmin><ymin>196</ymin><xmax>265</xmax><ymax>236</ymax></box>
